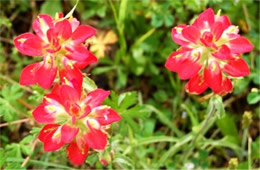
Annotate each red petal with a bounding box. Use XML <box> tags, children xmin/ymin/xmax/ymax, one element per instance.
<box><xmin>65</xmin><ymin>45</ymin><xmax>93</xmax><ymax>62</ymax></box>
<box><xmin>171</xmin><ymin>25</ymin><xmax>190</xmax><ymax>46</ymax></box>
<box><xmin>84</xmin><ymin>126</ymin><xmax>107</xmax><ymax>150</ymax></box>
<box><xmin>61</xmin><ymin>125</ymin><xmax>79</xmax><ymax>143</ymax></box>
<box><xmin>71</xmin><ymin>25</ymin><xmax>96</xmax><ymax>45</ymax></box>
<box><xmin>14</xmin><ymin>33</ymin><xmax>43</xmax><ymax>56</ymax></box>
<box><xmin>222</xmin><ymin>57</ymin><xmax>250</xmax><ymax>77</ymax></box>
<box><xmin>211</xmin><ymin>22</ymin><xmax>224</xmax><ymax>41</ymax></box>
<box><xmin>20</xmin><ymin>63</ymin><xmax>39</xmax><ymax>86</ymax></box>
<box><xmin>229</xmin><ymin>37</ymin><xmax>254</xmax><ymax>53</ymax></box>
<box><xmin>182</xmin><ymin>26</ymin><xmax>201</xmax><ymax>44</ymax></box>
<box><xmin>60</xmin><ymin>85</ymin><xmax>81</xmax><ymax>104</ymax></box>
<box><xmin>94</xmin><ymin>108</ymin><xmax>121</xmax><ymax>125</ymax></box>
<box><xmin>54</xmin><ymin>19</ymin><xmax>72</xmax><ymax>41</ymax></box>
<box><xmin>212</xmin><ymin>45</ymin><xmax>232</xmax><ymax>60</ymax></box>
<box><xmin>215</xmin><ymin>77</ymin><xmax>233</xmax><ymax>95</ymax></box>
<box><xmin>38</xmin><ymin>124</ymin><xmax>64</xmax><ymax>152</ymax></box>
<box><xmin>86</xmin><ymin>89</ymin><xmax>110</xmax><ymax>108</ymax></box>
<box><xmin>73</xmin><ymin>51</ymin><xmax>98</xmax><ymax>69</ymax></box>
<box><xmin>59</xmin><ymin>59</ymin><xmax>83</xmax><ymax>93</ymax></box>
<box><xmin>44</xmin><ymin>84</ymin><xmax>62</xmax><ymax>104</ymax></box>
<box><xmin>185</xmin><ymin>74</ymin><xmax>208</xmax><ymax>94</ymax></box>
<box><xmin>193</xmin><ymin>8</ymin><xmax>215</xmax><ymax>30</ymax></box>
<box><xmin>36</xmin><ymin>56</ymin><xmax>57</xmax><ymax>89</ymax></box>
<box><xmin>165</xmin><ymin>48</ymin><xmax>191</xmax><ymax>72</ymax></box>
<box><xmin>216</xmin><ymin>15</ymin><xmax>231</xmax><ymax>30</ymax></box>
<box><xmin>204</xmin><ymin>61</ymin><xmax>222</xmax><ymax>92</ymax></box>
<box><xmin>222</xmin><ymin>77</ymin><xmax>233</xmax><ymax>93</ymax></box>
<box><xmin>32</xmin><ymin>14</ymin><xmax>53</xmax><ymax>40</ymax></box>
<box><xmin>66</xmin><ymin>141</ymin><xmax>88</xmax><ymax>165</ymax></box>
<box><xmin>32</xmin><ymin>104</ymin><xmax>55</xmax><ymax>123</ymax></box>
<box><xmin>177</xmin><ymin>58</ymin><xmax>202</xmax><ymax>80</ymax></box>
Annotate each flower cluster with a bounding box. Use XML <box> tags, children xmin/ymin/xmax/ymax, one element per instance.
<box><xmin>14</xmin><ymin>13</ymin><xmax>121</xmax><ymax>165</ymax></box>
<box><xmin>165</xmin><ymin>8</ymin><xmax>254</xmax><ymax>95</ymax></box>
<box><xmin>14</xmin><ymin>13</ymin><xmax>97</xmax><ymax>89</ymax></box>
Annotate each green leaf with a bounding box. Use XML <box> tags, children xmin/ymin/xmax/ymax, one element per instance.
<box><xmin>151</xmin><ymin>13</ymin><xmax>163</xmax><ymax>27</ymax></box>
<box><xmin>5</xmin><ymin>144</ymin><xmax>22</xmax><ymax>158</ymax></box>
<box><xmin>153</xmin><ymin>90</ymin><xmax>168</xmax><ymax>103</ymax></box>
<box><xmin>0</xmin><ymin>148</ymin><xmax>6</xmax><ymax>168</ymax></box>
<box><xmin>92</xmin><ymin>66</ymin><xmax>115</xmax><ymax>75</ymax></box>
<box><xmin>201</xmin><ymin>136</ymin><xmax>242</xmax><ymax>154</ymax></box>
<box><xmin>82</xmin><ymin>9</ymin><xmax>96</xmax><ymax>20</ymax></box>
<box><xmin>0</xmin><ymin>97</ymin><xmax>17</xmax><ymax>122</ymax></box>
<box><xmin>20</xmin><ymin>135</ymin><xmax>34</xmax><ymax>144</ymax></box>
<box><xmin>113</xmin><ymin>154</ymin><xmax>135</xmax><ymax>169</ymax></box>
<box><xmin>21</xmin><ymin>145</ymin><xmax>32</xmax><ymax>155</ymax></box>
<box><xmin>83</xmin><ymin>76</ymin><xmax>97</xmax><ymax>92</ymax></box>
<box><xmin>216</xmin><ymin>115</ymin><xmax>239</xmax><ymax>144</ymax></box>
<box><xmin>135</xmin><ymin>136</ymin><xmax>178</xmax><ymax>146</ymax></box>
<box><xmin>104</xmin><ymin>91</ymin><xmax>150</xmax><ymax>133</ymax></box>
<box><xmin>164</xmin><ymin>14</ymin><xmax>174</xmax><ymax>27</ymax></box>
<box><xmin>116</xmin><ymin>69</ymin><xmax>128</xmax><ymax>89</ymax></box>
<box><xmin>1</xmin><ymin>84</ymin><xmax>24</xmax><ymax>101</ymax></box>
<box><xmin>145</xmin><ymin>105</ymin><xmax>183</xmax><ymax>137</ymax></box>
<box><xmin>142</xmin><ymin>119</ymin><xmax>155</xmax><ymax>136</ymax></box>
<box><xmin>97</xmin><ymin>5</ymin><xmax>107</xmax><ymax>17</ymax></box>
<box><xmin>252</xmin><ymin>136</ymin><xmax>260</xmax><ymax>159</ymax></box>
<box><xmin>247</xmin><ymin>91</ymin><xmax>260</xmax><ymax>104</ymax></box>
<box><xmin>40</xmin><ymin>0</ymin><xmax>62</xmax><ymax>17</ymax></box>
<box><xmin>30</xmin><ymin>127</ymin><xmax>41</xmax><ymax>136</ymax></box>
<box><xmin>118</xmin><ymin>91</ymin><xmax>137</xmax><ymax>110</ymax></box>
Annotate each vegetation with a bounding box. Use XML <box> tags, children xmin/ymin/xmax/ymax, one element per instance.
<box><xmin>0</xmin><ymin>0</ymin><xmax>259</xmax><ymax>169</ymax></box>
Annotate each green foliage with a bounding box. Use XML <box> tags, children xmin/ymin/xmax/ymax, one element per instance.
<box><xmin>0</xmin><ymin>0</ymin><xmax>259</xmax><ymax>169</ymax></box>
<box><xmin>0</xmin><ymin>84</ymin><xmax>24</xmax><ymax>122</ymax></box>
<box><xmin>247</xmin><ymin>89</ymin><xmax>260</xmax><ymax>104</ymax></box>
<box><xmin>40</xmin><ymin>0</ymin><xmax>62</xmax><ymax>17</ymax></box>
<box><xmin>104</xmin><ymin>91</ymin><xmax>150</xmax><ymax>133</ymax></box>
<box><xmin>2</xmin><ymin>135</ymin><xmax>34</xmax><ymax>169</ymax></box>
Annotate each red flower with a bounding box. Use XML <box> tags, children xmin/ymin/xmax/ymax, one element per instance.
<box><xmin>33</xmin><ymin>82</ymin><xmax>121</xmax><ymax>165</ymax></box>
<box><xmin>165</xmin><ymin>8</ymin><xmax>254</xmax><ymax>95</ymax></box>
<box><xmin>14</xmin><ymin>13</ymin><xmax>97</xmax><ymax>89</ymax></box>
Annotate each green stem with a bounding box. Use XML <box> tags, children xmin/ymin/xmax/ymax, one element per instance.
<box><xmin>132</xmin><ymin>28</ymin><xmax>156</xmax><ymax>48</ymax></box>
<box><xmin>155</xmin><ymin>134</ymin><xmax>193</xmax><ymax>169</ymax></box>
<box><xmin>108</xmin><ymin>0</ymin><xmax>119</xmax><ymax>25</ymax></box>
<box><xmin>248</xmin><ymin>136</ymin><xmax>252</xmax><ymax>170</ymax></box>
<box><xmin>6</xmin><ymin>158</ymin><xmax>75</xmax><ymax>170</ymax></box>
<box><xmin>241</xmin><ymin>128</ymin><xmax>248</xmax><ymax>159</ymax></box>
<box><xmin>146</xmin><ymin>105</ymin><xmax>183</xmax><ymax>137</ymax></box>
<box><xmin>109</xmin><ymin>0</ymin><xmax>127</xmax><ymax>65</ymax></box>
<box><xmin>181</xmin><ymin>104</ymin><xmax>198</xmax><ymax>126</ymax></box>
<box><xmin>182</xmin><ymin>104</ymin><xmax>216</xmax><ymax>163</ymax></box>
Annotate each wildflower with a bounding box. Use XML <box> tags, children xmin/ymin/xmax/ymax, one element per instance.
<box><xmin>165</xmin><ymin>8</ymin><xmax>253</xmax><ymax>95</ymax></box>
<box><xmin>14</xmin><ymin>13</ymin><xmax>97</xmax><ymax>89</ymax></box>
<box><xmin>33</xmin><ymin>81</ymin><xmax>121</xmax><ymax>165</ymax></box>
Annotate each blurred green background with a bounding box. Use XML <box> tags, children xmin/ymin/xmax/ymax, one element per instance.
<box><xmin>0</xmin><ymin>0</ymin><xmax>259</xmax><ymax>169</ymax></box>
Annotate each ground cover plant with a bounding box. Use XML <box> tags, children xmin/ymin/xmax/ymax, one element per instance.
<box><xmin>0</xmin><ymin>0</ymin><xmax>259</xmax><ymax>169</ymax></box>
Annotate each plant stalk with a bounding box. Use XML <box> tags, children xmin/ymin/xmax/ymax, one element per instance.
<box><xmin>182</xmin><ymin>104</ymin><xmax>216</xmax><ymax>163</ymax></box>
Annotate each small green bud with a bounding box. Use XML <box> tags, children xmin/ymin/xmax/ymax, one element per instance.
<box><xmin>242</xmin><ymin>111</ymin><xmax>253</xmax><ymax>129</ymax></box>
<box><xmin>228</xmin><ymin>158</ymin><xmax>238</xmax><ymax>169</ymax></box>
<box><xmin>99</xmin><ymin>150</ymin><xmax>112</xmax><ymax>166</ymax></box>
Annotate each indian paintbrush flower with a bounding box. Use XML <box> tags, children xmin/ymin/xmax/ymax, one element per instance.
<box><xmin>14</xmin><ymin>13</ymin><xmax>97</xmax><ymax>89</ymax></box>
<box><xmin>33</xmin><ymin>80</ymin><xmax>121</xmax><ymax>165</ymax></box>
<box><xmin>165</xmin><ymin>8</ymin><xmax>254</xmax><ymax>95</ymax></box>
